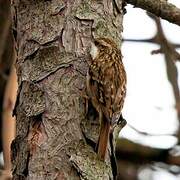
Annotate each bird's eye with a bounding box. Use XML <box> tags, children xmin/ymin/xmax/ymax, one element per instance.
<box><xmin>94</xmin><ymin>41</ymin><xmax>99</xmax><ymax>46</ymax></box>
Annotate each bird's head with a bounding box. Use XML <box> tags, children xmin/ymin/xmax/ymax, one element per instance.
<box><xmin>90</xmin><ymin>38</ymin><xmax>118</xmax><ymax>59</ymax></box>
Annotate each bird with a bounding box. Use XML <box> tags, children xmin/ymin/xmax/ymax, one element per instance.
<box><xmin>86</xmin><ymin>37</ymin><xmax>127</xmax><ymax>160</ymax></box>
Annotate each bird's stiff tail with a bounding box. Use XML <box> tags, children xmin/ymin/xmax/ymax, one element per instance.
<box><xmin>97</xmin><ymin>119</ymin><xmax>111</xmax><ymax>160</ymax></box>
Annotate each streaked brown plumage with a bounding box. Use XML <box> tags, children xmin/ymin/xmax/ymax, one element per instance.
<box><xmin>87</xmin><ymin>38</ymin><xmax>126</xmax><ymax>160</ymax></box>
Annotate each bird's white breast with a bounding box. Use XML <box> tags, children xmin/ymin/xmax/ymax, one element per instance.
<box><xmin>90</xmin><ymin>42</ymin><xmax>99</xmax><ymax>60</ymax></box>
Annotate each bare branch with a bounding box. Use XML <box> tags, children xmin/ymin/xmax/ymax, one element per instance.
<box><xmin>125</xmin><ymin>0</ymin><xmax>180</xmax><ymax>26</ymax></box>
<box><xmin>116</xmin><ymin>138</ymin><xmax>180</xmax><ymax>166</ymax></box>
<box><xmin>127</xmin><ymin>123</ymin><xmax>175</xmax><ymax>137</ymax></box>
<box><xmin>123</xmin><ymin>38</ymin><xmax>180</xmax><ymax>50</ymax></box>
<box><xmin>123</xmin><ymin>38</ymin><xmax>155</xmax><ymax>43</ymax></box>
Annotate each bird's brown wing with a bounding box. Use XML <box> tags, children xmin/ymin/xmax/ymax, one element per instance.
<box><xmin>86</xmin><ymin>65</ymin><xmax>102</xmax><ymax>114</ymax></box>
<box><xmin>87</xmin><ymin>59</ymin><xmax>112</xmax><ymax>160</ymax></box>
<box><xmin>88</xmin><ymin>56</ymin><xmax>125</xmax><ymax>120</ymax></box>
<box><xmin>99</xmin><ymin>63</ymin><xmax>116</xmax><ymax>121</ymax></box>
<box><xmin>87</xmin><ymin>51</ymin><xmax>126</xmax><ymax>160</ymax></box>
<box><xmin>112</xmin><ymin>60</ymin><xmax>127</xmax><ymax>124</ymax></box>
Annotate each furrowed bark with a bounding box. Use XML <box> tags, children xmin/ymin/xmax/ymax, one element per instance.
<box><xmin>12</xmin><ymin>0</ymin><xmax>124</xmax><ymax>179</ymax></box>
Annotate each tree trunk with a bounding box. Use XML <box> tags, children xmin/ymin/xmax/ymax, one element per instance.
<box><xmin>12</xmin><ymin>0</ymin><xmax>123</xmax><ymax>179</ymax></box>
